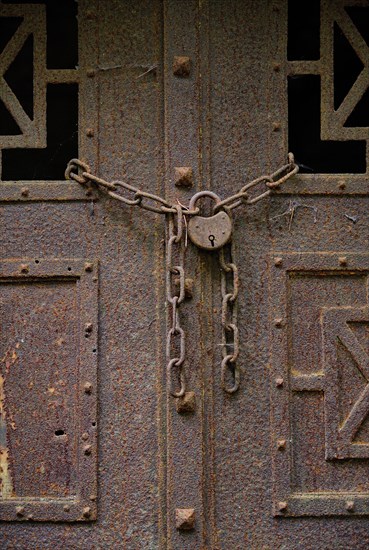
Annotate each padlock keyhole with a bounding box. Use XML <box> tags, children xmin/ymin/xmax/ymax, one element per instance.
<box><xmin>209</xmin><ymin>235</ymin><xmax>215</xmax><ymax>247</ymax></box>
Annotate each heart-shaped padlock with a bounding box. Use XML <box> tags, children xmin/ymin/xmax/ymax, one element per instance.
<box><xmin>187</xmin><ymin>191</ymin><xmax>232</xmax><ymax>250</ymax></box>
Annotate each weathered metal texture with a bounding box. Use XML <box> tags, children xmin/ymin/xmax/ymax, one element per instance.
<box><xmin>0</xmin><ymin>0</ymin><xmax>98</xmax><ymax>202</ymax></box>
<box><xmin>1</xmin><ymin>0</ymin><xmax>164</xmax><ymax>548</ymax></box>
<box><xmin>0</xmin><ymin>259</ymin><xmax>98</xmax><ymax>522</ymax></box>
<box><xmin>3</xmin><ymin>0</ymin><xmax>369</xmax><ymax>549</ymax></box>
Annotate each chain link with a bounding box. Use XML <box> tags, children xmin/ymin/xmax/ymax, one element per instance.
<box><xmin>213</xmin><ymin>153</ymin><xmax>299</xmax><ymax>212</ymax></box>
<box><xmin>219</xmin><ymin>245</ymin><xmax>240</xmax><ymax>394</ymax></box>
<box><xmin>65</xmin><ymin>153</ymin><xmax>299</xmax><ymax>396</ymax></box>
<box><xmin>166</xmin><ymin>206</ymin><xmax>187</xmax><ymax>397</ymax></box>
<box><xmin>65</xmin><ymin>153</ymin><xmax>299</xmax><ymax>216</ymax></box>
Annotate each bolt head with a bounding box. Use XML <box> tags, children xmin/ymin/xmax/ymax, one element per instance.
<box><xmin>174</xmin><ymin>277</ymin><xmax>194</xmax><ymax>299</ymax></box>
<box><xmin>277</xmin><ymin>439</ymin><xmax>286</xmax><ymax>450</ymax></box>
<box><xmin>173</xmin><ymin>56</ymin><xmax>191</xmax><ymax>77</ymax></box>
<box><xmin>16</xmin><ymin>506</ymin><xmax>25</xmax><ymax>516</ymax></box>
<box><xmin>176</xmin><ymin>391</ymin><xmax>196</xmax><ymax>414</ymax></box>
<box><xmin>82</xmin><ymin>506</ymin><xmax>91</xmax><ymax>518</ymax></box>
<box><xmin>86</xmin><ymin>128</ymin><xmax>94</xmax><ymax>137</ymax></box>
<box><xmin>273</xmin><ymin>62</ymin><xmax>281</xmax><ymax>72</ymax></box>
<box><xmin>174</xmin><ymin>167</ymin><xmax>193</xmax><ymax>188</ymax></box>
<box><xmin>346</xmin><ymin>500</ymin><xmax>355</xmax><ymax>512</ymax></box>
<box><xmin>20</xmin><ymin>264</ymin><xmax>29</xmax><ymax>274</ymax></box>
<box><xmin>278</xmin><ymin>501</ymin><xmax>288</xmax><ymax>511</ymax></box>
<box><xmin>274</xmin><ymin>257</ymin><xmax>283</xmax><ymax>267</ymax></box>
<box><xmin>84</xmin><ymin>382</ymin><xmax>93</xmax><ymax>394</ymax></box>
<box><xmin>63</xmin><ymin>505</ymin><xmax>70</xmax><ymax>512</ymax></box>
<box><xmin>175</xmin><ymin>508</ymin><xmax>195</xmax><ymax>530</ymax></box>
<box><xmin>339</xmin><ymin>256</ymin><xmax>347</xmax><ymax>267</ymax></box>
<box><xmin>87</xmin><ymin>69</ymin><xmax>95</xmax><ymax>78</ymax></box>
<box><xmin>272</xmin><ymin>122</ymin><xmax>281</xmax><ymax>132</ymax></box>
<box><xmin>84</xmin><ymin>262</ymin><xmax>93</xmax><ymax>272</ymax></box>
<box><xmin>85</xmin><ymin>322</ymin><xmax>93</xmax><ymax>333</ymax></box>
<box><xmin>275</xmin><ymin>377</ymin><xmax>284</xmax><ymax>387</ymax></box>
<box><xmin>84</xmin><ymin>444</ymin><xmax>92</xmax><ymax>456</ymax></box>
<box><xmin>274</xmin><ymin>318</ymin><xmax>283</xmax><ymax>328</ymax></box>
<box><xmin>21</xmin><ymin>187</ymin><xmax>29</xmax><ymax>197</ymax></box>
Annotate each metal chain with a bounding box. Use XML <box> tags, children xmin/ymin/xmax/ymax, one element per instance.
<box><xmin>219</xmin><ymin>244</ymin><xmax>240</xmax><ymax>394</ymax></box>
<box><xmin>166</xmin><ymin>205</ymin><xmax>187</xmax><ymax>397</ymax></box>
<box><xmin>65</xmin><ymin>154</ymin><xmax>299</xmax><ymax>396</ymax></box>
<box><xmin>65</xmin><ymin>153</ymin><xmax>299</xmax><ymax>215</ymax></box>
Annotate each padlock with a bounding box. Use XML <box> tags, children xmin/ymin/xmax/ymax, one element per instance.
<box><xmin>187</xmin><ymin>191</ymin><xmax>232</xmax><ymax>251</ymax></box>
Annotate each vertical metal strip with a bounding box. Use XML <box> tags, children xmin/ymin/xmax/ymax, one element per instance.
<box><xmin>163</xmin><ymin>0</ymin><xmax>205</xmax><ymax>547</ymax></box>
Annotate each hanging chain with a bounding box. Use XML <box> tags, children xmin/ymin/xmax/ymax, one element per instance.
<box><xmin>65</xmin><ymin>153</ymin><xmax>298</xmax><ymax>215</ymax></box>
<box><xmin>65</xmin><ymin>153</ymin><xmax>299</xmax><ymax>396</ymax></box>
<box><xmin>219</xmin><ymin>244</ymin><xmax>240</xmax><ymax>394</ymax></box>
<box><xmin>166</xmin><ymin>205</ymin><xmax>187</xmax><ymax>397</ymax></box>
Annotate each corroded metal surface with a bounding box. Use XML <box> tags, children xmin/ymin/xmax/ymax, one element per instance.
<box><xmin>3</xmin><ymin>0</ymin><xmax>369</xmax><ymax>549</ymax></box>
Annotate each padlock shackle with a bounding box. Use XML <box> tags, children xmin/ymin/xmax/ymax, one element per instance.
<box><xmin>188</xmin><ymin>190</ymin><xmax>221</xmax><ymax>211</ymax></box>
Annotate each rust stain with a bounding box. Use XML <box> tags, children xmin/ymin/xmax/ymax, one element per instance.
<box><xmin>0</xmin><ymin>375</ymin><xmax>14</xmax><ymax>498</ymax></box>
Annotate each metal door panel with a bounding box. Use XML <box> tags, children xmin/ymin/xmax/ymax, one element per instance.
<box><xmin>2</xmin><ymin>0</ymin><xmax>369</xmax><ymax>548</ymax></box>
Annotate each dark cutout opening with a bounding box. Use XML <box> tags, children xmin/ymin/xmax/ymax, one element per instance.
<box><xmin>4</xmin><ymin>34</ymin><xmax>34</xmax><ymax>119</ymax></box>
<box><xmin>2</xmin><ymin>84</ymin><xmax>78</xmax><ymax>180</ymax></box>
<box><xmin>0</xmin><ymin>16</ymin><xmax>22</xmax><ymax>55</ymax></box>
<box><xmin>288</xmin><ymin>0</ymin><xmax>320</xmax><ymax>60</ymax></box>
<box><xmin>334</xmin><ymin>23</ymin><xmax>363</xmax><ymax>111</ymax></box>
<box><xmin>346</xmin><ymin>6</ymin><xmax>369</xmax><ymax>48</ymax></box>
<box><xmin>0</xmin><ymin>100</ymin><xmax>21</xmax><ymax>135</ymax></box>
<box><xmin>55</xmin><ymin>430</ymin><xmax>65</xmax><ymax>437</ymax></box>
<box><xmin>288</xmin><ymin>75</ymin><xmax>366</xmax><ymax>173</ymax></box>
<box><xmin>2</xmin><ymin>0</ymin><xmax>78</xmax><ymax>69</ymax></box>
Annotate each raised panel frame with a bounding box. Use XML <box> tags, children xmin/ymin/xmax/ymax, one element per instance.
<box><xmin>0</xmin><ymin>258</ymin><xmax>98</xmax><ymax>522</ymax></box>
<box><xmin>270</xmin><ymin>252</ymin><xmax>369</xmax><ymax>517</ymax></box>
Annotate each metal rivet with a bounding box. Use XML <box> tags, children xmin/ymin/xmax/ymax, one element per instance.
<box><xmin>85</xmin><ymin>322</ymin><xmax>93</xmax><ymax>333</ymax></box>
<box><xmin>84</xmin><ymin>382</ymin><xmax>93</xmax><ymax>394</ymax></box>
<box><xmin>274</xmin><ymin>257</ymin><xmax>283</xmax><ymax>267</ymax></box>
<box><xmin>273</xmin><ymin>62</ymin><xmax>281</xmax><ymax>72</ymax></box>
<box><xmin>21</xmin><ymin>187</ymin><xmax>29</xmax><ymax>197</ymax></box>
<box><xmin>174</xmin><ymin>167</ymin><xmax>193</xmax><ymax>188</ymax></box>
<box><xmin>87</xmin><ymin>69</ymin><xmax>95</xmax><ymax>78</ymax></box>
<box><xmin>92</xmin><ymin>276</ymin><xmax>98</xmax><ymax>282</ymax></box>
<box><xmin>272</xmin><ymin>122</ymin><xmax>281</xmax><ymax>132</ymax></box>
<box><xmin>338</xmin><ymin>180</ymin><xmax>346</xmax><ymax>190</ymax></box>
<box><xmin>82</xmin><ymin>432</ymin><xmax>89</xmax><ymax>441</ymax></box>
<box><xmin>20</xmin><ymin>264</ymin><xmax>29</xmax><ymax>274</ymax></box>
<box><xmin>339</xmin><ymin>256</ymin><xmax>347</xmax><ymax>266</ymax></box>
<box><xmin>27</xmin><ymin>514</ymin><xmax>34</xmax><ymax>520</ymax></box>
<box><xmin>277</xmin><ymin>439</ymin><xmax>286</xmax><ymax>450</ymax></box>
<box><xmin>89</xmin><ymin>495</ymin><xmax>97</xmax><ymax>502</ymax></box>
<box><xmin>16</xmin><ymin>506</ymin><xmax>25</xmax><ymax>516</ymax></box>
<box><xmin>84</xmin><ymin>262</ymin><xmax>93</xmax><ymax>272</ymax></box>
<box><xmin>175</xmin><ymin>508</ymin><xmax>195</xmax><ymax>530</ymax></box>
<box><xmin>84</xmin><ymin>445</ymin><xmax>92</xmax><ymax>456</ymax></box>
<box><xmin>278</xmin><ymin>501</ymin><xmax>288</xmax><ymax>511</ymax></box>
<box><xmin>63</xmin><ymin>505</ymin><xmax>70</xmax><ymax>512</ymax></box>
<box><xmin>275</xmin><ymin>377</ymin><xmax>284</xmax><ymax>387</ymax></box>
<box><xmin>176</xmin><ymin>391</ymin><xmax>196</xmax><ymax>414</ymax></box>
<box><xmin>86</xmin><ymin>129</ymin><xmax>94</xmax><ymax>137</ymax></box>
<box><xmin>173</xmin><ymin>56</ymin><xmax>191</xmax><ymax>77</ymax></box>
<box><xmin>346</xmin><ymin>500</ymin><xmax>355</xmax><ymax>512</ymax></box>
<box><xmin>274</xmin><ymin>318</ymin><xmax>283</xmax><ymax>328</ymax></box>
<box><xmin>82</xmin><ymin>506</ymin><xmax>91</xmax><ymax>518</ymax></box>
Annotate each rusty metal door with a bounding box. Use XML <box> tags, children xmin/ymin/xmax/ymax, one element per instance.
<box><xmin>2</xmin><ymin>0</ymin><xmax>369</xmax><ymax>548</ymax></box>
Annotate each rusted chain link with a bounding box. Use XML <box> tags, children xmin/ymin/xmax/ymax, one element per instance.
<box><xmin>213</xmin><ymin>153</ymin><xmax>299</xmax><ymax>212</ymax></box>
<box><xmin>166</xmin><ymin>206</ymin><xmax>187</xmax><ymax>397</ymax></box>
<box><xmin>65</xmin><ymin>153</ymin><xmax>298</xmax><ymax>396</ymax></box>
<box><xmin>219</xmin><ymin>245</ymin><xmax>240</xmax><ymax>394</ymax></box>
<box><xmin>65</xmin><ymin>153</ymin><xmax>298</xmax><ymax>215</ymax></box>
